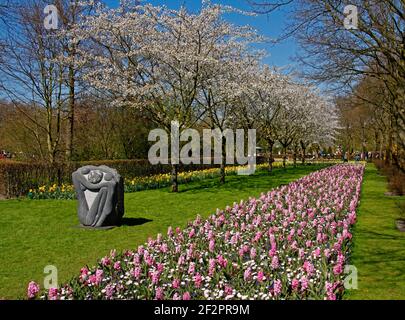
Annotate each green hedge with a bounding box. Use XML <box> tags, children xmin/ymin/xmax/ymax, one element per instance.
<box><xmin>0</xmin><ymin>160</ymin><xmax>220</xmax><ymax>198</ymax></box>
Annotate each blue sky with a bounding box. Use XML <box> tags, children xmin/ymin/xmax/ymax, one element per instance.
<box><xmin>104</xmin><ymin>0</ymin><xmax>300</xmax><ymax>71</ymax></box>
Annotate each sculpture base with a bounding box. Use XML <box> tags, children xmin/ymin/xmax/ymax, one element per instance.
<box><xmin>75</xmin><ymin>224</ymin><xmax>117</xmax><ymax>230</ymax></box>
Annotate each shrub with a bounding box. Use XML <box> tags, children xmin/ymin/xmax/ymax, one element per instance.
<box><xmin>387</xmin><ymin>173</ymin><xmax>405</xmax><ymax>196</ymax></box>
<box><xmin>0</xmin><ymin>160</ymin><xmax>220</xmax><ymax>198</ymax></box>
<box><xmin>373</xmin><ymin>160</ymin><xmax>405</xmax><ymax>196</ymax></box>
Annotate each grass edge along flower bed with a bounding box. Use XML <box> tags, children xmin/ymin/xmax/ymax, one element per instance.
<box><xmin>27</xmin><ymin>164</ymin><xmax>363</xmax><ymax>300</ymax></box>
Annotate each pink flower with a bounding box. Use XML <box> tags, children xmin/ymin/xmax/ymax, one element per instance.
<box><xmin>291</xmin><ymin>278</ymin><xmax>299</xmax><ymax>291</ymax></box>
<box><xmin>160</xmin><ymin>243</ymin><xmax>168</xmax><ymax>253</ymax></box>
<box><xmin>173</xmin><ymin>293</ymin><xmax>181</xmax><ymax>300</ymax></box>
<box><xmin>48</xmin><ymin>287</ymin><xmax>58</xmax><ymax>300</ymax></box>
<box><xmin>253</xmin><ymin>231</ymin><xmax>262</xmax><ymax>242</ymax></box>
<box><xmin>313</xmin><ymin>248</ymin><xmax>321</xmax><ymax>258</ymax></box>
<box><xmin>300</xmin><ymin>276</ymin><xmax>309</xmax><ymax>292</ymax></box>
<box><xmin>104</xmin><ymin>284</ymin><xmax>115</xmax><ymax>299</ymax></box>
<box><xmin>271</xmin><ymin>256</ymin><xmax>279</xmax><ymax>270</ymax></box>
<box><xmin>298</xmin><ymin>248</ymin><xmax>305</xmax><ymax>259</ymax></box>
<box><xmin>303</xmin><ymin>261</ymin><xmax>314</xmax><ymax>276</ymax></box>
<box><xmin>250</xmin><ymin>248</ymin><xmax>257</xmax><ymax>259</ymax></box>
<box><xmin>147</xmin><ymin>237</ymin><xmax>155</xmax><ymax>247</ymax></box>
<box><xmin>79</xmin><ymin>267</ymin><xmax>89</xmax><ymax>282</ymax></box>
<box><xmin>208</xmin><ymin>230</ymin><xmax>214</xmax><ymax>240</ymax></box>
<box><xmin>217</xmin><ymin>255</ymin><xmax>228</xmax><ymax>268</ymax></box>
<box><xmin>113</xmin><ymin>261</ymin><xmax>121</xmax><ymax>271</ymax></box>
<box><xmin>183</xmin><ymin>292</ymin><xmax>191</xmax><ymax>300</ymax></box>
<box><xmin>188</xmin><ymin>228</ymin><xmax>195</xmax><ymax>239</ymax></box>
<box><xmin>188</xmin><ymin>262</ymin><xmax>195</xmax><ymax>275</ymax></box>
<box><xmin>95</xmin><ymin>269</ymin><xmax>104</xmax><ymax>283</ymax></box>
<box><xmin>257</xmin><ymin>270</ymin><xmax>265</xmax><ymax>283</ymax></box>
<box><xmin>333</xmin><ymin>263</ymin><xmax>343</xmax><ymax>275</ymax></box>
<box><xmin>101</xmin><ymin>256</ymin><xmax>111</xmax><ymax>266</ymax></box>
<box><xmin>325</xmin><ymin>281</ymin><xmax>336</xmax><ymax>300</ymax></box>
<box><xmin>80</xmin><ymin>267</ymin><xmax>88</xmax><ymax>276</ymax></box>
<box><xmin>124</xmin><ymin>250</ymin><xmax>133</xmax><ymax>257</ymax></box>
<box><xmin>137</xmin><ymin>246</ymin><xmax>145</xmax><ymax>256</ymax></box>
<box><xmin>172</xmin><ymin>279</ymin><xmax>180</xmax><ymax>289</ymax></box>
<box><xmin>208</xmin><ymin>258</ymin><xmax>216</xmax><ymax>276</ymax></box>
<box><xmin>209</xmin><ymin>240</ymin><xmax>215</xmax><ymax>252</ymax></box>
<box><xmin>325</xmin><ymin>281</ymin><xmax>333</xmax><ymax>292</ymax></box>
<box><xmin>337</xmin><ymin>253</ymin><xmax>345</xmax><ymax>265</ymax></box>
<box><xmin>145</xmin><ymin>256</ymin><xmax>154</xmax><ymax>266</ymax></box>
<box><xmin>193</xmin><ymin>273</ymin><xmax>202</xmax><ymax>288</ymax></box>
<box><xmin>224</xmin><ymin>285</ymin><xmax>233</xmax><ymax>296</ymax></box>
<box><xmin>186</xmin><ymin>244</ymin><xmax>194</xmax><ymax>259</ymax></box>
<box><xmin>273</xmin><ymin>279</ymin><xmax>282</xmax><ymax>296</ymax></box>
<box><xmin>88</xmin><ymin>274</ymin><xmax>98</xmax><ymax>285</ymax></box>
<box><xmin>155</xmin><ymin>287</ymin><xmax>164</xmax><ymax>300</ymax></box>
<box><xmin>177</xmin><ymin>255</ymin><xmax>185</xmax><ymax>266</ymax></box>
<box><xmin>131</xmin><ymin>267</ymin><xmax>141</xmax><ymax>280</ymax></box>
<box><xmin>151</xmin><ymin>271</ymin><xmax>160</xmax><ymax>285</ymax></box>
<box><xmin>243</xmin><ymin>268</ymin><xmax>252</xmax><ymax>281</ymax></box>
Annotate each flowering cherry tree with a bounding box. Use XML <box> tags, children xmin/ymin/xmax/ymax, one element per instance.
<box><xmin>62</xmin><ymin>0</ymin><xmax>339</xmax><ymax>183</ymax></box>
<box><xmin>235</xmin><ymin>66</ymin><xmax>290</xmax><ymax>171</ymax></box>
<box><xmin>71</xmin><ymin>1</ymin><xmax>263</xmax><ymax>190</ymax></box>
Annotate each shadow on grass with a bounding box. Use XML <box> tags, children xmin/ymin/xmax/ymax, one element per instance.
<box><xmin>176</xmin><ymin>166</ymin><xmax>326</xmax><ymax>194</ymax></box>
<box><xmin>119</xmin><ymin>217</ymin><xmax>153</xmax><ymax>226</ymax></box>
<box><xmin>355</xmin><ymin>229</ymin><xmax>405</xmax><ymax>241</ymax></box>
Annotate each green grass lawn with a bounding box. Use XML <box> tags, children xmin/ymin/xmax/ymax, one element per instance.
<box><xmin>345</xmin><ymin>164</ymin><xmax>405</xmax><ymax>300</ymax></box>
<box><xmin>0</xmin><ymin>165</ymin><xmax>327</xmax><ymax>299</ymax></box>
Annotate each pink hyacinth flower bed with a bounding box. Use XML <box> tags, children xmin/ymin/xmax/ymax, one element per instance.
<box><xmin>33</xmin><ymin>164</ymin><xmax>364</xmax><ymax>300</ymax></box>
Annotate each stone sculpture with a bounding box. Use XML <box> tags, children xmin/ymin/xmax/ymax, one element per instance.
<box><xmin>72</xmin><ymin>165</ymin><xmax>124</xmax><ymax>228</ymax></box>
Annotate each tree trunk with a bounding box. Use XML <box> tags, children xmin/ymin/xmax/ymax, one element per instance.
<box><xmin>171</xmin><ymin>163</ymin><xmax>178</xmax><ymax>192</ymax></box>
<box><xmin>267</xmin><ymin>140</ymin><xmax>274</xmax><ymax>172</ymax></box>
<box><xmin>301</xmin><ymin>144</ymin><xmax>306</xmax><ymax>165</ymax></box>
<box><xmin>293</xmin><ymin>146</ymin><xmax>297</xmax><ymax>167</ymax></box>
<box><xmin>46</xmin><ymin>108</ymin><xmax>55</xmax><ymax>164</ymax></box>
<box><xmin>220</xmin><ymin>136</ymin><xmax>226</xmax><ymax>184</ymax></box>
<box><xmin>374</xmin><ymin>130</ymin><xmax>379</xmax><ymax>158</ymax></box>
<box><xmin>385</xmin><ymin>130</ymin><xmax>392</xmax><ymax>165</ymax></box>
<box><xmin>379</xmin><ymin>133</ymin><xmax>384</xmax><ymax>160</ymax></box>
<box><xmin>283</xmin><ymin>146</ymin><xmax>287</xmax><ymax>168</ymax></box>
<box><xmin>66</xmin><ymin>64</ymin><xmax>75</xmax><ymax>161</ymax></box>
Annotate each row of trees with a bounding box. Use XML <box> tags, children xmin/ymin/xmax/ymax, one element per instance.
<box><xmin>0</xmin><ymin>1</ymin><xmax>339</xmax><ymax>191</ymax></box>
<box><xmin>335</xmin><ymin>75</ymin><xmax>395</xmax><ymax>162</ymax></box>
<box><xmin>250</xmin><ymin>0</ymin><xmax>404</xmax><ymax>171</ymax></box>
